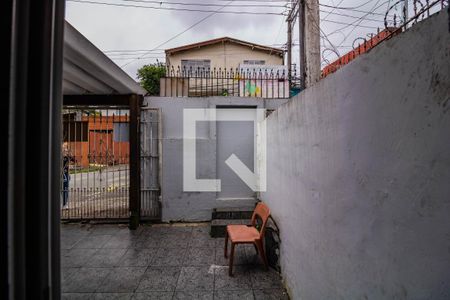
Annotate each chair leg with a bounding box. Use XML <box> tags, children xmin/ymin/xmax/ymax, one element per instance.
<box><xmin>224</xmin><ymin>231</ymin><xmax>229</xmax><ymax>258</ymax></box>
<box><xmin>229</xmin><ymin>242</ymin><xmax>235</xmax><ymax>276</ymax></box>
<box><xmin>256</xmin><ymin>240</ymin><xmax>268</xmax><ymax>270</ymax></box>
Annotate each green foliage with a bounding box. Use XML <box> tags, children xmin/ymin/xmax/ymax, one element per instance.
<box><xmin>137</xmin><ymin>63</ymin><xmax>166</xmax><ymax>95</ymax></box>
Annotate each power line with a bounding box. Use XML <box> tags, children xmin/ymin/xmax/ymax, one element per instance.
<box><xmin>120</xmin><ymin>0</ymin><xmax>237</xmax><ymax>67</ymax></box>
<box><xmin>119</xmin><ymin>0</ymin><xmax>288</xmax><ymax>8</ymax></box>
<box><xmin>103</xmin><ymin>49</ymin><xmax>165</xmax><ymax>53</ymax></box>
<box><xmin>325</xmin><ymin>0</ymin><xmax>390</xmax><ymax>36</ymax></box>
<box><xmin>320</xmin><ymin>9</ymin><xmax>385</xmax><ymax>22</ymax></box>
<box><xmin>321</xmin><ymin>0</ymin><xmax>346</xmax><ymax>22</ymax></box>
<box><xmin>321</xmin><ymin>18</ymin><xmax>380</xmax><ymax>29</ymax></box>
<box><xmin>320</xmin><ymin>0</ymin><xmax>380</xmax><ymax>10</ymax></box>
<box><xmin>303</xmin><ymin>0</ymin><xmax>341</xmax><ymax>57</ymax></box>
<box><xmin>66</xmin><ymin>0</ymin><xmax>287</xmax><ymax>15</ymax></box>
<box><xmin>319</xmin><ymin>3</ymin><xmax>392</xmax><ymax>16</ymax></box>
<box><xmin>321</xmin><ymin>0</ymin><xmax>388</xmax><ymax>61</ymax></box>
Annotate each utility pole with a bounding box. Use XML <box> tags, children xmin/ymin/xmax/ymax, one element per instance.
<box><xmin>299</xmin><ymin>0</ymin><xmax>320</xmax><ymax>88</ymax></box>
<box><xmin>287</xmin><ymin>20</ymin><xmax>292</xmax><ymax>79</ymax></box>
<box><xmin>286</xmin><ymin>0</ymin><xmax>296</xmax><ymax>80</ymax></box>
<box><xmin>298</xmin><ymin>0</ymin><xmax>306</xmax><ymax>89</ymax></box>
<box><xmin>403</xmin><ymin>0</ymin><xmax>409</xmax><ymax>26</ymax></box>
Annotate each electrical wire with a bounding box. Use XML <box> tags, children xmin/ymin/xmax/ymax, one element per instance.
<box><xmin>321</xmin><ymin>19</ymin><xmax>380</xmax><ymax>28</ymax></box>
<box><xmin>66</xmin><ymin>0</ymin><xmax>287</xmax><ymax>15</ymax></box>
<box><xmin>119</xmin><ymin>0</ymin><xmax>288</xmax><ymax>8</ymax></box>
<box><xmin>320</xmin><ymin>9</ymin><xmax>385</xmax><ymax>22</ymax></box>
<box><xmin>319</xmin><ymin>3</ymin><xmax>392</xmax><ymax>16</ymax></box>
<box><xmin>120</xmin><ymin>0</ymin><xmax>237</xmax><ymax>67</ymax></box>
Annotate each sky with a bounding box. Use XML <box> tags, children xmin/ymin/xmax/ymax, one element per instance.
<box><xmin>65</xmin><ymin>0</ymin><xmax>409</xmax><ymax>79</ymax></box>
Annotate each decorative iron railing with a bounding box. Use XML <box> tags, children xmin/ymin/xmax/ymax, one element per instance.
<box><xmin>160</xmin><ymin>67</ymin><xmax>298</xmax><ymax>99</ymax></box>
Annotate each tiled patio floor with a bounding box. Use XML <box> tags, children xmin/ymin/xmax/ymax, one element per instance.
<box><xmin>61</xmin><ymin>223</ymin><xmax>289</xmax><ymax>300</ymax></box>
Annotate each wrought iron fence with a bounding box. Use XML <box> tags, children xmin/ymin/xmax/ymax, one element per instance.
<box><xmin>160</xmin><ymin>67</ymin><xmax>296</xmax><ymax>98</ymax></box>
<box><xmin>140</xmin><ymin>108</ymin><xmax>161</xmax><ymax>220</ymax></box>
<box><xmin>61</xmin><ymin>108</ymin><xmax>130</xmax><ymax>220</ymax></box>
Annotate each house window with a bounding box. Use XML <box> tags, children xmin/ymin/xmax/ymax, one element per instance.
<box><xmin>113</xmin><ymin>123</ymin><xmax>129</xmax><ymax>142</ymax></box>
<box><xmin>243</xmin><ymin>60</ymin><xmax>265</xmax><ymax>65</ymax></box>
<box><xmin>181</xmin><ymin>59</ymin><xmax>211</xmax><ymax>71</ymax></box>
<box><xmin>63</xmin><ymin>121</ymin><xmax>88</xmax><ymax>142</ymax></box>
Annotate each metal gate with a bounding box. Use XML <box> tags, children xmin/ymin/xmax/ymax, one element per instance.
<box><xmin>140</xmin><ymin>108</ymin><xmax>161</xmax><ymax>219</ymax></box>
<box><xmin>61</xmin><ymin>107</ymin><xmax>130</xmax><ymax>220</ymax></box>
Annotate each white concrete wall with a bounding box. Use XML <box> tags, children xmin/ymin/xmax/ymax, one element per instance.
<box><xmin>262</xmin><ymin>11</ymin><xmax>450</xmax><ymax>299</ymax></box>
<box><xmin>144</xmin><ymin>97</ymin><xmax>289</xmax><ymax>222</ymax></box>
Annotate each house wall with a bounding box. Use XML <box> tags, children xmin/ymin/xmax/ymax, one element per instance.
<box><xmin>262</xmin><ymin>11</ymin><xmax>450</xmax><ymax>299</ymax></box>
<box><xmin>144</xmin><ymin>96</ymin><xmax>289</xmax><ymax>222</ymax></box>
<box><xmin>166</xmin><ymin>42</ymin><xmax>283</xmax><ymax>70</ymax></box>
<box><xmin>65</xmin><ymin>115</ymin><xmax>130</xmax><ymax>168</ymax></box>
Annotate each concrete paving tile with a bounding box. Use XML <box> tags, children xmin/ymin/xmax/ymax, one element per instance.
<box><xmin>158</xmin><ymin>233</ymin><xmax>191</xmax><ymax>248</ymax></box>
<box><xmin>253</xmin><ymin>289</ymin><xmax>289</xmax><ymax>300</ymax></box>
<box><xmin>189</xmin><ymin>235</ymin><xmax>216</xmax><ymax>248</ymax></box>
<box><xmin>142</xmin><ymin>225</ymin><xmax>192</xmax><ymax>239</ymax></box>
<box><xmin>61</xmin><ymin>224</ymin><xmax>288</xmax><ymax>299</ymax></box>
<box><xmin>62</xmin><ymin>268</ymin><xmax>111</xmax><ymax>293</ymax></box>
<box><xmin>115</xmin><ymin>226</ymin><xmax>144</xmax><ymax>237</ymax></box>
<box><xmin>176</xmin><ymin>266</ymin><xmax>214</xmax><ymax>291</ymax></box>
<box><xmin>61</xmin><ymin>224</ymin><xmax>90</xmax><ymax>236</ymax></box>
<box><xmin>61</xmin><ymin>293</ymin><xmax>93</xmax><ymax>300</ymax></box>
<box><xmin>189</xmin><ymin>227</ymin><xmax>215</xmax><ymax>248</ymax></box>
<box><xmin>73</xmin><ymin>235</ymin><xmax>113</xmax><ymax>249</ymax></box>
<box><xmin>62</xmin><ymin>268</ymin><xmax>79</xmax><ymax>287</ymax></box>
<box><xmin>62</xmin><ymin>249</ymin><xmax>98</xmax><ymax>268</ymax></box>
<box><xmin>214</xmin><ymin>290</ymin><xmax>255</xmax><ymax>300</ymax></box>
<box><xmin>96</xmin><ymin>267</ymin><xmax>146</xmax><ymax>293</ymax></box>
<box><xmin>150</xmin><ymin>248</ymin><xmax>186</xmax><ymax>266</ymax></box>
<box><xmin>91</xmin><ymin>293</ymin><xmax>133</xmax><ymax>300</ymax></box>
<box><xmin>184</xmin><ymin>247</ymin><xmax>215</xmax><ymax>266</ymax></box>
<box><xmin>131</xmin><ymin>292</ymin><xmax>173</xmax><ymax>300</ymax></box>
<box><xmin>136</xmin><ymin>266</ymin><xmax>181</xmax><ymax>292</ymax></box>
<box><xmin>249</xmin><ymin>268</ymin><xmax>284</xmax><ymax>290</ymax></box>
<box><xmin>215</xmin><ymin>245</ymin><xmax>248</xmax><ymax>266</ymax></box>
<box><xmin>214</xmin><ymin>266</ymin><xmax>252</xmax><ymax>290</ymax></box>
<box><xmin>86</xmin><ymin>225</ymin><xmax>122</xmax><ymax>235</ymax></box>
<box><xmin>173</xmin><ymin>290</ymin><xmax>213</xmax><ymax>299</ymax></box>
<box><xmin>102</xmin><ymin>235</ymin><xmax>140</xmax><ymax>249</ymax></box>
<box><xmin>118</xmin><ymin>248</ymin><xmax>158</xmax><ymax>267</ymax></box>
<box><xmin>191</xmin><ymin>226</ymin><xmax>210</xmax><ymax>238</ymax></box>
<box><xmin>61</xmin><ymin>235</ymin><xmax>85</xmax><ymax>250</ymax></box>
<box><xmin>215</xmin><ymin>238</ymin><xmax>226</xmax><ymax>248</ymax></box>
<box><xmin>85</xmin><ymin>249</ymin><xmax>127</xmax><ymax>267</ymax></box>
<box><xmin>245</xmin><ymin>249</ymin><xmax>264</xmax><ymax>266</ymax></box>
<box><xmin>131</xmin><ymin>236</ymin><xmax>161</xmax><ymax>249</ymax></box>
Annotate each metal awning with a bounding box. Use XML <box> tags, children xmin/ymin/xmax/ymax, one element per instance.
<box><xmin>63</xmin><ymin>21</ymin><xmax>146</xmax><ymax>96</ymax></box>
<box><xmin>62</xmin><ymin>22</ymin><xmax>144</xmax><ymax>229</ymax></box>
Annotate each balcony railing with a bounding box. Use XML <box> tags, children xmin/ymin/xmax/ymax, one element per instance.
<box><xmin>160</xmin><ymin>67</ymin><xmax>295</xmax><ymax>99</ymax></box>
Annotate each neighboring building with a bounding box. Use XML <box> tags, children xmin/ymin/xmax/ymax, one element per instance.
<box><xmin>165</xmin><ymin>37</ymin><xmax>284</xmax><ymax>72</ymax></box>
<box><xmin>161</xmin><ymin>37</ymin><xmax>289</xmax><ymax>98</ymax></box>
<box><xmin>63</xmin><ymin>112</ymin><xmax>130</xmax><ymax>168</ymax></box>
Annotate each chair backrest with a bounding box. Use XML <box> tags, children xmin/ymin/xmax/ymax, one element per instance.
<box><xmin>251</xmin><ymin>202</ymin><xmax>271</xmax><ymax>238</ymax></box>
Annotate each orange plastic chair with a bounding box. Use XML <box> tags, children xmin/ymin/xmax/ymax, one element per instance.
<box><xmin>224</xmin><ymin>202</ymin><xmax>270</xmax><ymax>276</ymax></box>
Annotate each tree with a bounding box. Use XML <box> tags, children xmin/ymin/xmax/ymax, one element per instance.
<box><xmin>137</xmin><ymin>63</ymin><xmax>166</xmax><ymax>95</ymax></box>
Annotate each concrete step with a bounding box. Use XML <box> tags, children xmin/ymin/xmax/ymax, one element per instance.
<box><xmin>210</xmin><ymin>219</ymin><xmax>252</xmax><ymax>238</ymax></box>
<box><xmin>212</xmin><ymin>206</ymin><xmax>254</xmax><ymax>220</ymax></box>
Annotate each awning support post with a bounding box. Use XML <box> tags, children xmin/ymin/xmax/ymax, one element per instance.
<box><xmin>129</xmin><ymin>94</ymin><xmax>142</xmax><ymax>229</ymax></box>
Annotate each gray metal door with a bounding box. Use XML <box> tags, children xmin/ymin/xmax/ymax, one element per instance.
<box><xmin>140</xmin><ymin>108</ymin><xmax>161</xmax><ymax>219</ymax></box>
<box><xmin>216</xmin><ymin>108</ymin><xmax>256</xmax><ymax>201</ymax></box>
